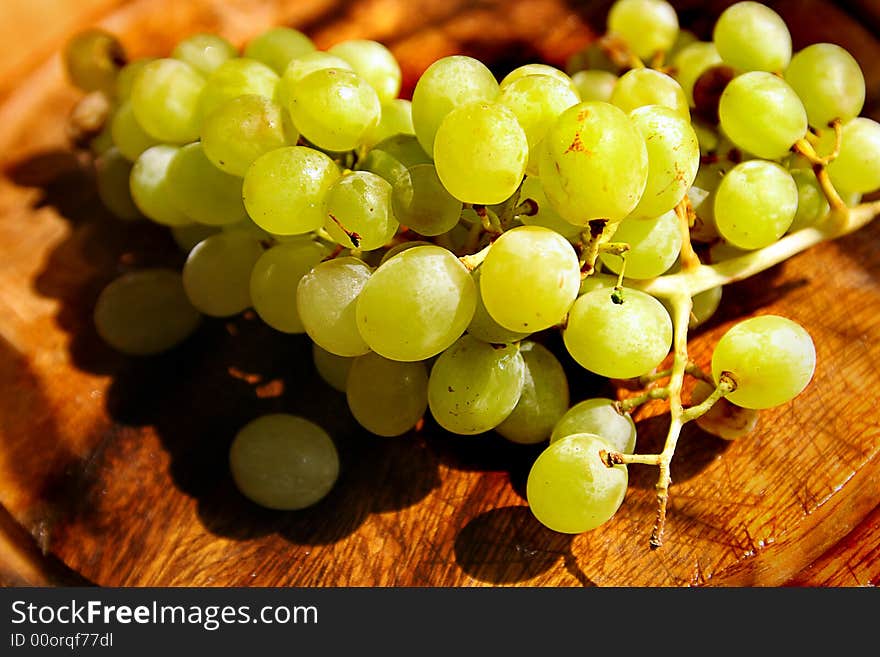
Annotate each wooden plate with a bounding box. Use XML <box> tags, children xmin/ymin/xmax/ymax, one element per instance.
<box><xmin>0</xmin><ymin>0</ymin><xmax>878</xmax><ymax>587</ymax></box>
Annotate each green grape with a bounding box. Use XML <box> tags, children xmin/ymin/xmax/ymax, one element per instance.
<box><xmin>578</xmin><ymin>272</ymin><xmax>618</xmax><ymax>296</ymax></box>
<box><xmin>610</xmin><ymin>68</ymin><xmax>689</xmax><ymax>118</ymax></box>
<box><xmin>411</xmin><ymin>55</ymin><xmax>499</xmax><ymax>154</ymax></box>
<box><xmin>356</xmin><ymin>133</ymin><xmax>431</xmax><ymax>185</ymax></box>
<box><xmin>229</xmin><ymin>414</ymin><xmax>339</xmax><ymax>510</ymax></box>
<box><xmin>96</xmin><ymin>147</ymin><xmax>141</xmax><ymax>220</ymax></box>
<box><xmin>497</xmin><ymin>74</ymin><xmax>581</xmax><ymax>176</ymax></box>
<box><xmin>198</xmin><ymin>58</ymin><xmax>280</xmax><ymax>120</ymax></box>
<box><xmin>328</xmin><ymin>39</ymin><xmax>402</xmax><ymax>104</ymax></box>
<box><xmin>538</xmin><ymin>101</ymin><xmax>648</xmax><ymax>225</ymax></box>
<box><xmin>378</xmin><ymin>240</ymin><xmax>433</xmax><ymax>265</ymax></box>
<box><xmin>571</xmin><ymin>70</ymin><xmax>617</xmax><ymax>102</ymax></box>
<box><xmin>690</xmin><ymin>286</ymin><xmax>723</xmax><ymax>329</ymax></box>
<box><xmin>244</xmin><ymin>27</ymin><xmax>315</xmax><ymax>74</ymax></box>
<box><xmin>563</xmin><ymin>287</ymin><xmax>672</xmax><ymax>379</ymax></box>
<box><xmin>249</xmin><ymin>241</ymin><xmax>328</xmax><ymax>333</ymax></box>
<box><xmin>129</xmin><ymin>145</ymin><xmax>190</xmax><ymax>226</ymax></box>
<box><xmin>356</xmin><ymin>245</ymin><xmax>476</xmax><ymax>362</ymax></box>
<box><xmin>607</xmin><ymin>0</ymin><xmax>679</xmax><ymax>61</ymax></box>
<box><xmin>628</xmin><ymin>104</ymin><xmax>699</xmax><ymax>218</ymax></box>
<box><xmin>171</xmin><ymin>223</ymin><xmax>220</xmax><ymax>252</ymax></box>
<box><xmin>518</xmin><ymin>176</ymin><xmax>582</xmax><ymax>242</ymax></box>
<box><xmin>427</xmin><ymin>335</ymin><xmax>525</xmax><ymax>435</ymax></box>
<box><xmin>480</xmin><ymin>226</ymin><xmax>580</xmax><ymax>333</ymax></box>
<box><xmin>110</xmin><ymin>100</ymin><xmax>159</xmax><ymax>161</ymax></box>
<box><xmin>433</xmin><ymin>101</ymin><xmax>528</xmax><ymax>205</ymax></box>
<box><xmin>711</xmin><ymin>315</ymin><xmax>816</xmax><ymax>410</ymax></box>
<box><xmin>312</xmin><ymin>343</ymin><xmax>354</xmax><ymax>393</ymax></box>
<box><xmin>94</xmin><ymin>269</ymin><xmax>201</xmax><ymax>356</ymax></box>
<box><xmin>289</xmin><ymin>68</ymin><xmax>381</xmax><ymax>152</ymax></box>
<box><xmin>672</xmin><ymin>41</ymin><xmax>722</xmax><ymax>106</ymax></box>
<box><xmin>712</xmin><ymin>1</ymin><xmax>791</xmax><ymax>72</ymax></box>
<box><xmin>495</xmin><ymin>341</ymin><xmax>570</xmax><ymax>445</ymax></box>
<box><xmin>599</xmin><ymin>210</ymin><xmax>682</xmax><ymax>280</ymax></box>
<box><xmin>363</xmin><ymin>98</ymin><xmax>415</xmax><ymax>148</ymax></box>
<box><xmin>277</xmin><ymin>51</ymin><xmax>353</xmax><ymax>107</ymax></box>
<box><xmin>691</xmin><ymin>379</ymin><xmax>758</xmax><ymax>440</ymax></box>
<box><xmin>827</xmin><ymin>117</ymin><xmax>880</xmax><ymax>195</ymax></box>
<box><xmin>172</xmin><ymin>33</ymin><xmax>237</xmax><ymax>75</ymax></box>
<box><xmin>182</xmin><ymin>230</ymin><xmax>264</xmax><ymax>317</ymax></box>
<box><xmin>788</xmin><ymin>168</ymin><xmax>830</xmax><ymax>232</ymax></box>
<box><xmin>526</xmin><ymin>433</ymin><xmax>628</xmax><ymax>534</ymax></box>
<box><xmin>201</xmin><ymin>95</ymin><xmax>293</xmax><ymax>177</ymax></box>
<box><xmin>784</xmin><ymin>43</ymin><xmax>865</xmax><ymax>129</ymax></box>
<box><xmin>466</xmin><ymin>268</ymin><xmax>532</xmax><ymax>345</ymax></box>
<box><xmin>115</xmin><ymin>57</ymin><xmax>154</xmax><ymax>101</ymax></box>
<box><xmin>130</xmin><ymin>58</ymin><xmax>205</xmax><ymax>143</ymax></box>
<box><xmin>297</xmin><ymin>256</ymin><xmax>373</xmax><ymax>357</ymax></box>
<box><xmin>391</xmin><ymin>163</ymin><xmax>462</xmax><ymax>236</ymax></box>
<box><xmin>499</xmin><ymin>64</ymin><xmax>579</xmax><ymax>97</ymax></box>
<box><xmin>322</xmin><ymin>171</ymin><xmax>399</xmax><ymax>250</ymax></box>
<box><xmin>713</xmin><ymin>159</ymin><xmax>797</xmax><ymax>250</ymax></box>
<box><xmin>63</xmin><ymin>28</ymin><xmax>125</xmax><ymax>94</ymax></box>
<box><xmin>243</xmin><ymin>146</ymin><xmax>341</xmax><ymax>235</ymax></box>
<box><xmin>550</xmin><ymin>398</ymin><xmax>637</xmax><ymax>455</ymax></box>
<box><xmin>347</xmin><ymin>352</ymin><xmax>428</xmax><ymax>437</ymax></box>
<box><xmin>166</xmin><ymin>142</ymin><xmax>247</xmax><ymax>226</ymax></box>
<box><xmin>718</xmin><ymin>71</ymin><xmax>807</xmax><ymax>160</ymax></box>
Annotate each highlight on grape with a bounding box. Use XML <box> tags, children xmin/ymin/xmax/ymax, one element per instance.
<box><xmin>65</xmin><ymin>0</ymin><xmax>880</xmax><ymax>548</ymax></box>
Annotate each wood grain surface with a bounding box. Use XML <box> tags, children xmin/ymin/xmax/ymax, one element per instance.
<box><xmin>0</xmin><ymin>0</ymin><xmax>878</xmax><ymax>587</ymax></box>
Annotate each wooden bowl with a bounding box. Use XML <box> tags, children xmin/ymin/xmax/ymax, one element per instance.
<box><xmin>0</xmin><ymin>0</ymin><xmax>878</xmax><ymax>587</ymax></box>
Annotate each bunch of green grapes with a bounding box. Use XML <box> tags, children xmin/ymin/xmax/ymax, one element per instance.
<box><xmin>65</xmin><ymin>0</ymin><xmax>879</xmax><ymax>542</ymax></box>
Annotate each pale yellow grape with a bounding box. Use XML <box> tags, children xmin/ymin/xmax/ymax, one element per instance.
<box><xmin>712</xmin><ymin>315</ymin><xmax>816</xmax><ymax>410</ymax></box>
<box><xmin>249</xmin><ymin>241</ymin><xmax>328</xmax><ymax>333</ymax></box>
<box><xmin>357</xmin><ymin>133</ymin><xmax>431</xmax><ymax>186</ymax></box>
<box><xmin>607</xmin><ymin>0</ymin><xmax>679</xmax><ymax>62</ymax></box>
<box><xmin>347</xmin><ymin>352</ymin><xmax>428</xmax><ymax>437</ymax></box>
<box><xmin>495</xmin><ymin>341</ymin><xmax>570</xmax><ymax>445</ymax></box>
<box><xmin>378</xmin><ymin>240</ymin><xmax>433</xmax><ymax>266</ymax></box>
<box><xmin>691</xmin><ymin>379</ymin><xmax>758</xmax><ymax>440</ymax></box>
<box><xmin>480</xmin><ymin>226</ymin><xmax>580</xmax><ymax>333</ymax></box>
<box><xmin>297</xmin><ymin>256</ymin><xmax>372</xmax><ymax>357</ymax></box>
<box><xmin>538</xmin><ymin>101</ymin><xmax>648</xmax><ymax>225</ymax></box>
<box><xmin>243</xmin><ymin>146</ymin><xmax>341</xmax><ymax>235</ymax></box>
<box><xmin>322</xmin><ymin>171</ymin><xmax>399</xmax><ymax>251</ymax></box>
<box><xmin>166</xmin><ymin>142</ymin><xmax>247</xmax><ymax>226</ymax></box>
<box><xmin>526</xmin><ymin>433</ymin><xmax>628</xmax><ymax>534</ymax></box>
<box><xmin>550</xmin><ymin>398</ymin><xmax>637</xmax><ymax>455</ymax></box>
<box><xmin>433</xmin><ymin>101</ymin><xmax>528</xmax><ymax>205</ymax></box>
<box><xmin>827</xmin><ymin>118</ymin><xmax>880</xmax><ymax>195</ymax></box>
<box><xmin>578</xmin><ymin>272</ymin><xmax>618</xmax><ymax>296</ymax></box>
<box><xmin>599</xmin><ymin>210</ymin><xmax>682</xmax><ymax>279</ymax></box>
<box><xmin>356</xmin><ymin>245</ymin><xmax>476</xmax><ymax>362</ymax></box>
<box><xmin>94</xmin><ymin>269</ymin><xmax>201</xmax><ymax>356</ymax></box>
<box><xmin>427</xmin><ymin>335</ymin><xmax>525</xmax><ymax>435</ymax></box>
<box><xmin>499</xmin><ymin>64</ymin><xmax>579</xmax><ymax>97</ymax></box>
<box><xmin>411</xmin><ymin>55</ymin><xmax>500</xmax><ymax>154</ymax></box>
<box><xmin>364</xmin><ymin>99</ymin><xmax>415</xmax><ymax>148</ymax></box>
<box><xmin>244</xmin><ymin>27</ymin><xmax>315</xmax><ymax>74</ymax></box>
<box><xmin>563</xmin><ymin>287</ymin><xmax>672</xmax><ymax>379</ymax></box>
<box><xmin>571</xmin><ymin>70</ymin><xmax>617</xmax><ymax>102</ymax></box>
<box><xmin>172</xmin><ymin>33</ymin><xmax>237</xmax><ymax>75</ymax></box>
<box><xmin>713</xmin><ymin>1</ymin><xmax>791</xmax><ymax>72</ymax></box>
<box><xmin>784</xmin><ymin>43</ymin><xmax>865</xmax><ymax>129</ymax></box>
<box><xmin>129</xmin><ymin>145</ymin><xmax>190</xmax><ymax>227</ymax></box>
<box><xmin>328</xmin><ymin>39</ymin><xmax>402</xmax><ymax>104</ymax></box>
<box><xmin>63</xmin><ymin>28</ymin><xmax>125</xmax><ymax>94</ymax></box>
<box><xmin>672</xmin><ymin>41</ymin><xmax>721</xmax><ymax>106</ymax></box>
<box><xmin>466</xmin><ymin>268</ymin><xmax>532</xmax><ymax>345</ymax></box>
<box><xmin>611</xmin><ymin>68</ymin><xmax>689</xmax><ymax>119</ymax></box>
<box><xmin>312</xmin><ymin>344</ymin><xmax>354</xmax><ymax>393</ymax></box>
<box><xmin>110</xmin><ymin>101</ymin><xmax>159</xmax><ymax>161</ymax></box>
<box><xmin>198</xmin><ymin>58</ymin><xmax>280</xmax><ymax>120</ymax></box>
<box><xmin>277</xmin><ymin>52</ymin><xmax>353</xmax><ymax>108</ymax></box>
<box><xmin>391</xmin><ymin>163</ymin><xmax>461</xmax><ymax>236</ymax></box>
<box><xmin>518</xmin><ymin>176</ymin><xmax>582</xmax><ymax>241</ymax></box>
<box><xmin>229</xmin><ymin>414</ymin><xmax>338</xmax><ymax>510</ymax></box>
<box><xmin>788</xmin><ymin>168</ymin><xmax>829</xmax><ymax>232</ymax></box>
<box><xmin>182</xmin><ymin>230</ymin><xmax>265</xmax><ymax>317</ymax></box>
<box><xmin>130</xmin><ymin>58</ymin><xmax>205</xmax><ymax>143</ymax></box>
<box><xmin>96</xmin><ymin>147</ymin><xmax>141</xmax><ymax>221</ymax></box>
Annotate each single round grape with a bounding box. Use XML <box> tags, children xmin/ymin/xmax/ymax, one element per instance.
<box><xmin>363</xmin><ymin>98</ymin><xmax>415</xmax><ymax>148</ymax></box>
<box><xmin>600</xmin><ymin>210</ymin><xmax>682</xmax><ymax>279</ymax></box>
<box><xmin>312</xmin><ymin>343</ymin><xmax>354</xmax><ymax>393</ymax></box>
<box><xmin>691</xmin><ymin>379</ymin><xmax>759</xmax><ymax>440</ymax></box>
<box><xmin>827</xmin><ymin>117</ymin><xmax>880</xmax><ymax>195</ymax></box>
<box><xmin>166</xmin><ymin>142</ymin><xmax>247</xmax><ymax>226</ymax></box>
<box><xmin>276</xmin><ymin>52</ymin><xmax>353</xmax><ymax>108</ymax></box>
<box><xmin>718</xmin><ymin>71</ymin><xmax>807</xmax><ymax>161</ymax></box>
<box><xmin>712</xmin><ymin>315</ymin><xmax>816</xmax><ymax>410</ymax></box>
<box><xmin>495</xmin><ymin>341</ymin><xmax>570</xmax><ymax>445</ymax></box>
<box><xmin>712</xmin><ymin>1</ymin><xmax>792</xmax><ymax>72</ymax></box>
<box><xmin>94</xmin><ymin>269</ymin><xmax>201</xmax><ymax>356</ymax></box>
<box><xmin>391</xmin><ymin>163</ymin><xmax>462</xmax><ymax>237</ymax></box>
<box><xmin>427</xmin><ymin>335</ymin><xmax>525</xmax><ymax>435</ymax></box>
<box><xmin>411</xmin><ymin>55</ymin><xmax>500</xmax><ymax>154</ymax></box>
<box><xmin>130</xmin><ymin>58</ymin><xmax>205</xmax><ymax>143</ymax></box>
<box><xmin>538</xmin><ymin>101</ymin><xmax>648</xmax><ymax>225</ymax></box>
<box><xmin>171</xmin><ymin>33</ymin><xmax>237</xmax><ymax>76</ymax></box>
<box><xmin>607</xmin><ymin>0</ymin><xmax>679</xmax><ymax>62</ymax></box>
<box><xmin>480</xmin><ymin>226</ymin><xmax>581</xmax><ymax>333</ymax></box>
<box><xmin>129</xmin><ymin>145</ymin><xmax>190</xmax><ymax>226</ymax></box>
<box><xmin>571</xmin><ymin>70</ymin><xmax>617</xmax><ymax>102</ymax></box>
<box><xmin>229</xmin><ymin>414</ymin><xmax>338</xmax><ymax>510</ymax></box>
<box><xmin>328</xmin><ymin>39</ymin><xmax>402</xmax><ymax>104</ymax></box>
<box><xmin>249</xmin><ymin>241</ymin><xmax>328</xmax><ymax>333</ymax></box>
<box><xmin>198</xmin><ymin>58</ymin><xmax>280</xmax><ymax>120</ymax></box>
<box><xmin>182</xmin><ymin>230</ymin><xmax>265</xmax><ymax>317</ymax></box>
<box><xmin>550</xmin><ymin>398</ymin><xmax>637</xmax><ymax>455</ymax></box>
<box><xmin>499</xmin><ymin>64</ymin><xmax>579</xmax><ymax>96</ymax></box>
<box><xmin>110</xmin><ymin>101</ymin><xmax>159</xmax><ymax>161</ymax></box>
<box><xmin>713</xmin><ymin>159</ymin><xmax>798</xmax><ymax>250</ymax></box>
<box><xmin>611</xmin><ymin>68</ymin><xmax>689</xmax><ymax>118</ymax></box>
<box><xmin>243</xmin><ymin>146</ymin><xmax>341</xmax><ymax>235</ymax></box>
<box><xmin>64</xmin><ymin>28</ymin><xmax>126</xmax><ymax>94</ymax></box>
<box><xmin>788</xmin><ymin>168</ymin><xmax>830</xmax><ymax>232</ymax></box>
<box><xmin>347</xmin><ymin>352</ymin><xmax>428</xmax><ymax>437</ymax></box>
<box><xmin>244</xmin><ymin>27</ymin><xmax>315</xmax><ymax>74</ymax></box>
<box><xmin>526</xmin><ymin>433</ymin><xmax>628</xmax><ymax>534</ymax></box>
<box><xmin>563</xmin><ymin>287</ymin><xmax>672</xmax><ymax>379</ymax></box>
<box><xmin>322</xmin><ymin>171</ymin><xmax>399</xmax><ymax>251</ymax></box>
<box><xmin>784</xmin><ymin>43</ymin><xmax>865</xmax><ymax>129</ymax></box>
<box><xmin>356</xmin><ymin>245</ymin><xmax>476</xmax><ymax>362</ymax></box>
<box><xmin>95</xmin><ymin>147</ymin><xmax>141</xmax><ymax>221</ymax></box>
<box><xmin>289</xmin><ymin>68</ymin><xmax>381</xmax><ymax>152</ymax></box>
<box><xmin>297</xmin><ymin>256</ymin><xmax>373</xmax><ymax>357</ymax></box>
<box><xmin>466</xmin><ymin>268</ymin><xmax>532</xmax><ymax>345</ymax></box>
<box><xmin>672</xmin><ymin>41</ymin><xmax>722</xmax><ymax>106</ymax></box>
<box><xmin>201</xmin><ymin>95</ymin><xmax>293</xmax><ymax>177</ymax></box>
<box><xmin>433</xmin><ymin>101</ymin><xmax>528</xmax><ymax>205</ymax></box>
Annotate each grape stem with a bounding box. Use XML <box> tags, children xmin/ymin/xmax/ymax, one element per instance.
<box><xmin>617</xmin><ymin>386</ymin><xmax>670</xmax><ymax>413</ymax></box>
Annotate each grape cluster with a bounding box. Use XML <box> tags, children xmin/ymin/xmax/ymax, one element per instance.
<box><xmin>64</xmin><ymin>0</ymin><xmax>880</xmax><ymax>545</ymax></box>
